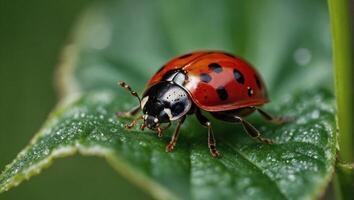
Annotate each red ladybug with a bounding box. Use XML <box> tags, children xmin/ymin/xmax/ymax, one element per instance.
<box><xmin>117</xmin><ymin>51</ymin><xmax>288</xmax><ymax>157</ymax></box>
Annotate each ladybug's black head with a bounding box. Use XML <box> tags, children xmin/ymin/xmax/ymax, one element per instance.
<box><xmin>141</xmin><ymin>99</ymin><xmax>166</xmax><ymax>129</ymax></box>
<box><xmin>141</xmin><ymin>82</ymin><xmax>192</xmax><ymax>130</ymax></box>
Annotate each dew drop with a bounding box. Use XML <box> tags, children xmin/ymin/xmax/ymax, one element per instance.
<box><xmin>294</xmin><ymin>48</ymin><xmax>312</xmax><ymax>66</ymax></box>
<box><xmin>288</xmin><ymin>174</ymin><xmax>295</xmax><ymax>181</ymax></box>
<box><xmin>43</xmin><ymin>149</ymin><xmax>50</xmax><ymax>156</ymax></box>
<box><xmin>311</xmin><ymin>110</ymin><xmax>320</xmax><ymax>119</ymax></box>
<box><xmin>139</xmin><ymin>141</ymin><xmax>147</xmax><ymax>147</ymax></box>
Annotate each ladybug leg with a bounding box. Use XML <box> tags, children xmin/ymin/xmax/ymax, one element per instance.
<box><xmin>125</xmin><ymin>115</ymin><xmax>144</xmax><ymax>129</ymax></box>
<box><xmin>196</xmin><ymin>109</ymin><xmax>220</xmax><ymax>158</ymax></box>
<box><xmin>254</xmin><ymin>107</ymin><xmax>291</xmax><ymax>125</ymax></box>
<box><xmin>166</xmin><ymin>116</ymin><xmax>186</xmax><ymax>152</ymax></box>
<box><xmin>233</xmin><ymin>116</ymin><xmax>274</xmax><ymax>144</ymax></box>
<box><xmin>116</xmin><ymin>105</ymin><xmax>141</xmax><ymax>117</ymax></box>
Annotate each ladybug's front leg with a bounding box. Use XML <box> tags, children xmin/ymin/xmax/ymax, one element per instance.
<box><xmin>125</xmin><ymin>115</ymin><xmax>144</xmax><ymax>129</ymax></box>
<box><xmin>166</xmin><ymin>116</ymin><xmax>186</xmax><ymax>152</ymax></box>
<box><xmin>195</xmin><ymin>109</ymin><xmax>220</xmax><ymax>158</ymax></box>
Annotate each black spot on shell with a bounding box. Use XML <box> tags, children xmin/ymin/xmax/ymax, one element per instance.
<box><xmin>255</xmin><ymin>74</ymin><xmax>262</xmax><ymax>89</ymax></box>
<box><xmin>178</xmin><ymin>53</ymin><xmax>193</xmax><ymax>59</ymax></box>
<box><xmin>216</xmin><ymin>86</ymin><xmax>228</xmax><ymax>101</ymax></box>
<box><xmin>247</xmin><ymin>87</ymin><xmax>253</xmax><ymax>97</ymax></box>
<box><xmin>200</xmin><ymin>73</ymin><xmax>212</xmax><ymax>83</ymax></box>
<box><xmin>233</xmin><ymin>69</ymin><xmax>244</xmax><ymax>84</ymax></box>
<box><xmin>208</xmin><ymin>63</ymin><xmax>223</xmax><ymax>73</ymax></box>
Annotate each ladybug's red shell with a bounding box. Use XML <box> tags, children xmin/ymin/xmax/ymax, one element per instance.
<box><xmin>147</xmin><ymin>51</ymin><xmax>268</xmax><ymax>112</ymax></box>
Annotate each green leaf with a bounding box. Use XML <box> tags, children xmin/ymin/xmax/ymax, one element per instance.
<box><xmin>0</xmin><ymin>0</ymin><xmax>336</xmax><ymax>199</ymax></box>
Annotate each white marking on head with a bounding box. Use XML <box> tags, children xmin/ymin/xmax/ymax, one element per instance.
<box><xmin>141</xmin><ymin>96</ymin><xmax>149</xmax><ymax>109</ymax></box>
<box><xmin>163</xmin><ymin>108</ymin><xmax>173</xmax><ymax>119</ymax></box>
<box><xmin>173</xmin><ymin>73</ymin><xmax>187</xmax><ymax>86</ymax></box>
<box><xmin>154</xmin><ymin>118</ymin><xmax>159</xmax><ymax>123</ymax></box>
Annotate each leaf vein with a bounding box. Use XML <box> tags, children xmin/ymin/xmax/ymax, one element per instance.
<box><xmin>221</xmin><ymin>140</ymin><xmax>288</xmax><ymax>199</ymax></box>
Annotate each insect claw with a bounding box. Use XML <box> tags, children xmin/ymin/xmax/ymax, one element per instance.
<box><xmin>125</xmin><ymin>123</ymin><xmax>134</xmax><ymax>129</ymax></box>
<box><xmin>210</xmin><ymin>149</ymin><xmax>220</xmax><ymax>158</ymax></box>
<box><xmin>157</xmin><ymin>127</ymin><xmax>163</xmax><ymax>137</ymax></box>
<box><xmin>122</xmin><ymin>115</ymin><xmax>143</xmax><ymax>130</ymax></box>
<box><xmin>140</xmin><ymin>124</ymin><xmax>146</xmax><ymax>131</ymax></box>
<box><xmin>165</xmin><ymin>143</ymin><xmax>174</xmax><ymax>152</ymax></box>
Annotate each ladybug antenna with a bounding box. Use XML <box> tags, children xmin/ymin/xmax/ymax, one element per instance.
<box><xmin>118</xmin><ymin>81</ymin><xmax>142</xmax><ymax>107</ymax></box>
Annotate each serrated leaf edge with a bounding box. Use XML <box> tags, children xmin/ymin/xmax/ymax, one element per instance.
<box><xmin>0</xmin><ymin>137</ymin><xmax>177</xmax><ymax>200</ymax></box>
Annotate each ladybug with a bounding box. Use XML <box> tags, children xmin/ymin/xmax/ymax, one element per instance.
<box><xmin>117</xmin><ymin>51</ymin><xmax>288</xmax><ymax>157</ymax></box>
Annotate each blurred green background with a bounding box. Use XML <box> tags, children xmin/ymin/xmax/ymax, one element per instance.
<box><xmin>0</xmin><ymin>0</ymin><xmax>151</xmax><ymax>199</ymax></box>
